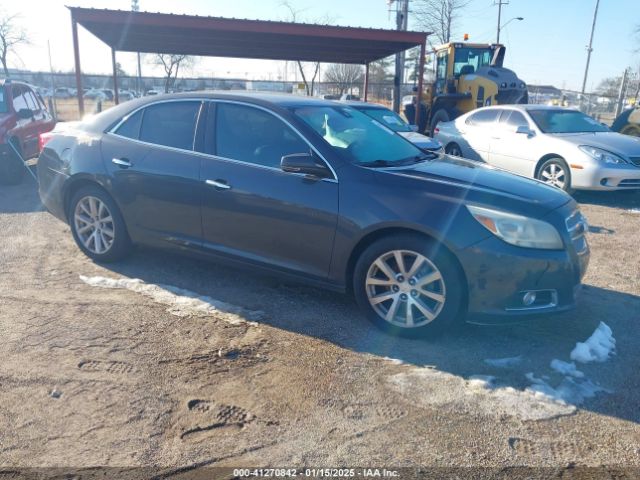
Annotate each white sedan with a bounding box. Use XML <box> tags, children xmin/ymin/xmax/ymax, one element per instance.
<box><xmin>434</xmin><ymin>105</ymin><xmax>640</xmax><ymax>191</ymax></box>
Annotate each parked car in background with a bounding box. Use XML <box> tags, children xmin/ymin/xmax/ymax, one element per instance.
<box><xmin>54</xmin><ymin>87</ymin><xmax>74</xmax><ymax>99</ymax></box>
<box><xmin>0</xmin><ymin>79</ymin><xmax>55</xmax><ymax>184</ymax></box>
<box><xmin>84</xmin><ymin>89</ymin><xmax>107</xmax><ymax>101</ymax></box>
<box><xmin>340</xmin><ymin>93</ymin><xmax>360</xmax><ymax>101</ymax></box>
<box><xmin>611</xmin><ymin>106</ymin><xmax>640</xmax><ymax>138</ymax></box>
<box><xmin>145</xmin><ymin>89</ymin><xmax>162</xmax><ymax>96</ymax></box>
<box><xmin>346</xmin><ymin>101</ymin><xmax>442</xmax><ymax>153</ymax></box>
<box><xmin>434</xmin><ymin>105</ymin><xmax>640</xmax><ymax>192</ymax></box>
<box><xmin>118</xmin><ymin>90</ymin><xmax>136</xmax><ymax>101</ymax></box>
<box><xmin>101</xmin><ymin>89</ymin><xmax>115</xmax><ymax>101</ymax></box>
<box><xmin>38</xmin><ymin>92</ymin><xmax>589</xmax><ymax>337</ymax></box>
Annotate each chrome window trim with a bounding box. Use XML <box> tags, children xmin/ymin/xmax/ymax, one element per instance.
<box><xmin>107</xmin><ymin>97</ymin><xmax>338</xmax><ymax>182</ymax></box>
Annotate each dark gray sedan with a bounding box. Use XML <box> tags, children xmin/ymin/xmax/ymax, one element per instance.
<box><xmin>38</xmin><ymin>93</ymin><xmax>589</xmax><ymax>336</ymax></box>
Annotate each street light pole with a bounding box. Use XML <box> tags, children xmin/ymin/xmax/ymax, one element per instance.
<box><xmin>132</xmin><ymin>0</ymin><xmax>142</xmax><ymax>96</ymax></box>
<box><xmin>581</xmin><ymin>0</ymin><xmax>600</xmax><ymax>104</ymax></box>
<box><xmin>495</xmin><ymin>0</ymin><xmax>509</xmax><ymax>43</ymax></box>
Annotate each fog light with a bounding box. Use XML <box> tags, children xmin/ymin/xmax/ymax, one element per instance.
<box><xmin>600</xmin><ymin>178</ymin><xmax>608</xmax><ymax>186</ymax></box>
<box><xmin>523</xmin><ymin>291</ymin><xmax>537</xmax><ymax>306</ymax></box>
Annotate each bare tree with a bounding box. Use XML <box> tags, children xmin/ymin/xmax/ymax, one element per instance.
<box><xmin>150</xmin><ymin>54</ymin><xmax>195</xmax><ymax>93</ymax></box>
<box><xmin>324</xmin><ymin>64</ymin><xmax>364</xmax><ymax>95</ymax></box>
<box><xmin>0</xmin><ymin>10</ymin><xmax>29</xmax><ymax>77</ymax></box>
<box><xmin>413</xmin><ymin>0</ymin><xmax>471</xmax><ymax>46</ymax></box>
<box><xmin>280</xmin><ymin>0</ymin><xmax>327</xmax><ymax>96</ymax></box>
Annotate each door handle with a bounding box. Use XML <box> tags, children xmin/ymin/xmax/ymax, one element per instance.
<box><xmin>206</xmin><ymin>179</ymin><xmax>231</xmax><ymax>190</ymax></box>
<box><xmin>112</xmin><ymin>157</ymin><xmax>132</xmax><ymax>168</ymax></box>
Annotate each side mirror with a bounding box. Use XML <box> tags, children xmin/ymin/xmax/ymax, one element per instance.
<box><xmin>281</xmin><ymin>152</ymin><xmax>331</xmax><ymax>179</ymax></box>
<box><xmin>17</xmin><ymin>108</ymin><xmax>34</xmax><ymax>120</ymax></box>
<box><xmin>409</xmin><ymin>124</ymin><xmax>419</xmax><ymax>132</ymax></box>
<box><xmin>516</xmin><ymin>125</ymin><xmax>534</xmax><ymax>136</ymax></box>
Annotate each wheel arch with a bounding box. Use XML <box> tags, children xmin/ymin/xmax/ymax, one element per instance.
<box><xmin>344</xmin><ymin>226</ymin><xmax>468</xmax><ymax>298</ymax></box>
<box><xmin>63</xmin><ymin>177</ymin><xmax>111</xmax><ymax>222</ymax></box>
<box><xmin>534</xmin><ymin>153</ymin><xmax>567</xmax><ymax>178</ymax></box>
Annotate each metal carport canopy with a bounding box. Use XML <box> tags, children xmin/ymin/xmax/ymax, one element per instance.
<box><xmin>68</xmin><ymin>6</ymin><xmax>429</xmax><ymax>117</ymax></box>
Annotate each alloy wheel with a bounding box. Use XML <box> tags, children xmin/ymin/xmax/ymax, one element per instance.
<box><xmin>365</xmin><ymin>250</ymin><xmax>446</xmax><ymax>328</ymax></box>
<box><xmin>540</xmin><ymin>162</ymin><xmax>567</xmax><ymax>189</ymax></box>
<box><xmin>73</xmin><ymin>196</ymin><xmax>115</xmax><ymax>255</ymax></box>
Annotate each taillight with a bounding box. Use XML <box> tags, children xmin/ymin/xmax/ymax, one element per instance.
<box><xmin>38</xmin><ymin>131</ymin><xmax>54</xmax><ymax>153</ymax></box>
<box><xmin>434</xmin><ymin>127</ymin><xmax>440</xmax><ymax>134</ymax></box>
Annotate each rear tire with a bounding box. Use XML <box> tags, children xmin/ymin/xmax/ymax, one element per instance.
<box><xmin>68</xmin><ymin>185</ymin><xmax>132</xmax><ymax>262</ymax></box>
<box><xmin>0</xmin><ymin>139</ymin><xmax>26</xmax><ymax>186</ymax></box>
<box><xmin>353</xmin><ymin>234</ymin><xmax>466</xmax><ymax>338</ymax></box>
<box><xmin>536</xmin><ymin>157</ymin><xmax>573</xmax><ymax>193</ymax></box>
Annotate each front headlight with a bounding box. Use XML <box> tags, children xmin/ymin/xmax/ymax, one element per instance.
<box><xmin>579</xmin><ymin>145</ymin><xmax>627</xmax><ymax>165</ymax></box>
<box><xmin>467</xmin><ymin>205</ymin><xmax>563</xmax><ymax>250</ymax></box>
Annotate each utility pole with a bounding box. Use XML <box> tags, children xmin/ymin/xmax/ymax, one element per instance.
<box><xmin>132</xmin><ymin>0</ymin><xmax>142</xmax><ymax>96</ymax></box>
<box><xmin>495</xmin><ymin>0</ymin><xmax>508</xmax><ymax>44</ymax></box>
<box><xmin>47</xmin><ymin>40</ymin><xmax>57</xmax><ymax>120</ymax></box>
<box><xmin>580</xmin><ymin>0</ymin><xmax>600</xmax><ymax>108</ymax></box>
<box><xmin>615</xmin><ymin>68</ymin><xmax>629</xmax><ymax>117</ymax></box>
<box><xmin>390</xmin><ymin>0</ymin><xmax>409</xmax><ymax>113</ymax></box>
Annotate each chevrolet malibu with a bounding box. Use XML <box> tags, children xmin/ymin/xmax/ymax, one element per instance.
<box><xmin>435</xmin><ymin>105</ymin><xmax>640</xmax><ymax>192</ymax></box>
<box><xmin>38</xmin><ymin>93</ymin><xmax>589</xmax><ymax>337</ymax></box>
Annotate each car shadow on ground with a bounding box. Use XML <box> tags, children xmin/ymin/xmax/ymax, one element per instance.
<box><xmin>7</xmin><ymin>179</ymin><xmax>638</xmax><ymax>424</ymax></box>
<box><xmin>0</xmin><ymin>170</ymin><xmax>43</xmax><ymax>214</ymax></box>
<box><xmin>574</xmin><ymin>189</ymin><xmax>640</xmax><ymax>209</ymax></box>
<box><xmin>103</xmin><ymin>247</ymin><xmax>640</xmax><ymax>425</ymax></box>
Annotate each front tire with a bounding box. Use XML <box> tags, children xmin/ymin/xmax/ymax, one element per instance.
<box><xmin>68</xmin><ymin>186</ymin><xmax>131</xmax><ymax>262</ymax></box>
<box><xmin>621</xmin><ymin>124</ymin><xmax>640</xmax><ymax>137</ymax></box>
<box><xmin>536</xmin><ymin>157</ymin><xmax>573</xmax><ymax>193</ymax></box>
<box><xmin>353</xmin><ymin>234</ymin><xmax>466</xmax><ymax>337</ymax></box>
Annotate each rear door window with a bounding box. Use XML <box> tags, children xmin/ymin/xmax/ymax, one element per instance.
<box><xmin>12</xmin><ymin>86</ymin><xmax>28</xmax><ymax>112</ymax></box>
<box><xmin>115</xmin><ymin>109</ymin><xmax>144</xmax><ymax>140</ymax></box>
<box><xmin>501</xmin><ymin>110</ymin><xmax>529</xmax><ymax>129</ymax></box>
<box><xmin>139</xmin><ymin>101</ymin><xmax>201</xmax><ymax>150</ymax></box>
<box><xmin>465</xmin><ymin>109</ymin><xmax>501</xmax><ymax>127</ymax></box>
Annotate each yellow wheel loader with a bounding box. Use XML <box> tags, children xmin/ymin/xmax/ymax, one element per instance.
<box><xmin>405</xmin><ymin>42</ymin><xmax>528</xmax><ymax>135</ymax></box>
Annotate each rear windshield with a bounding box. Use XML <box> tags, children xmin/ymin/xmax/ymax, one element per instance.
<box><xmin>0</xmin><ymin>87</ymin><xmax>7</xmax><ymax>114</ymax></box>
<box><xmin>528</xmin><ymin>109</ymin><xmax>609</xmax><ymax>133</ymax></box>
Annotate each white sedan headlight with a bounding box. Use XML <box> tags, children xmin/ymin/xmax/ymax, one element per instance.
<box><xmin>467</xmin><ymin>205</ymin><xmax>564</xmax><ymax>250</ymax></box>
<box><xmin>579</xmin><ymin>145</ymin><xmax>627</xmax><ymax>165</ymax></box>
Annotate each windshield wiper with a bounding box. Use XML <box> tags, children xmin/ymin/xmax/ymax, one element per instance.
<box><xmin>358</xmin><ymin>159</ymin><xmax>397</xmax><ymax>168</ymax></box>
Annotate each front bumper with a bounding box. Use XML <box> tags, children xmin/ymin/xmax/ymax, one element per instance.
<box><xmin>572</xmin><ymin>162</ymin><xmax>640</xmax><ymax>190</ymax></box>
<box><xmin>458</xmin><ymin>234</ymin><xmax>589</xmax><ymax>320</ymax></box>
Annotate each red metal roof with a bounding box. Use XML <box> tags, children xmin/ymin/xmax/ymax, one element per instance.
<box><xmin>68</xmin><ymin>7</ymin><xmax>429</xmax><ymax>64</ymax></box>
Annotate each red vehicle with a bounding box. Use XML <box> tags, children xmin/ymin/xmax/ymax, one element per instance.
<box><xmin>0</xmin><ymin>79</ymin><xmax>55</xmax><ymax>184</ymax></box>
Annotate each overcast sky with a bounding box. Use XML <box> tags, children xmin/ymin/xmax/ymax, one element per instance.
<box><xmin>6</xmin><ymin>0</ymin><xmax>639</xmax><ymax>91</ymax></box>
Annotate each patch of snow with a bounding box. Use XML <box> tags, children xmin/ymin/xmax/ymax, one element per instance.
<box><xmin>382</xmin><ymin>357</ymin><xmax>405</xmax><ymax>365</ymax></box>
<box><xmin>570</xmin><ymin>322</ymin><xmax>616</xmax><ymax>363</ymax></box>
<box><xmin>550</xmin><ymin>359</ymin><xmax>584</xmax><ymax>378</ymax></box>
<box><xmin>79</xmin><ymin>275</ymin><xmax>264</xmax><ymax>324</ymax></box>
<box><xmin>627</xmin><ymin>208</ymin><xmax>640</xmax><ymax>214</ymax></box>
<box><xmin>483</xmin><ymin>355</ymin><xmax>522</xmax><ymax>368</ymax></box>
<box><xmin>388</xmin><ymin>368</ymin><xmax>575</xmax><ymax>421</ymax></box>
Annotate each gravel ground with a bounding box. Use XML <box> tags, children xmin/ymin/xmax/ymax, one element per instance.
<box><xmin>0</xmin><ymin>176</ymin><xmax>639</xmax><ymax>477</ymax></box>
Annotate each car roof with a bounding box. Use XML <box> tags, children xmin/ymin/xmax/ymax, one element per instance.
<box><xmin>474</xmin><ymin>104</ymin><xmax>580</xmax><ymax>113</ymax></box>
<box><xmin>78</xmin><ymin>91</ymin><xmax>352</xmax><ymax>133</ymax></box>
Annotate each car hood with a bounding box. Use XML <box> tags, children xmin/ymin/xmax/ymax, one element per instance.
<box><xmin>374</xmin><ymin>156</ymin><xmax>571</xmax><ymax>216</ymax></box>
<box><xmin>398</xmin><ymin>131</ymin><xmax>442</xmax><ymax>150</ymax></box>
<box><xmin>552</xmin><ymin>131</ymin><xmax>640</xmax><ymax>157</ymax></box>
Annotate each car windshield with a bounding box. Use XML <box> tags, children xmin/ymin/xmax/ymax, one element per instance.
<box><xmin>291</xmin><ymin>105</ymin><xmax>424</xmax><ymax>166</ymax></box>
<box><xmin>528</xmin><ymin>109</ymin><xmax>609</xmax><ymax>134</ymax></box>
<box><xmin>0</xmin><ymin>87</ymin><xmax>8</xmax><ymax>113</ymax></box>
<box><xmin>357</xmin><ymin>107</ymin><xmax>412</xmax><ymax>133</ymax></box>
